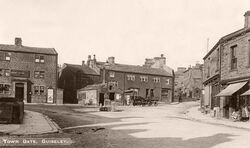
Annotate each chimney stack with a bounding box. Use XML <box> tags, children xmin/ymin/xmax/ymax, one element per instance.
<box><xmin>107</xmin><ymin>57</ymin><xmax>115</xmax><ymax>64</ymax></box>
<box><xmin>244</xmin><ymin>11</ymin><xmax>250</xmax><ymax>28</ymax></box>
<box><xmin>87</xmin><ymin>55</ymin><xmax>91</xmax><ymax>66</ymax></box>
<box><xmin>82</xmin><ymin>60</ymin><xmax>85</xmax><ymax>66</ymax></box>
<box><xmin>15</xmin><ymin>37</ymin><xmax>22</xmax><ymax>46</ymax></box>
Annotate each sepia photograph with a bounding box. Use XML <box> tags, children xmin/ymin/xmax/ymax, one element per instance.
<box><xmin>0</xmin><ymin>0</ymin><xmax>250</xmax><ymax>147</ymax></box>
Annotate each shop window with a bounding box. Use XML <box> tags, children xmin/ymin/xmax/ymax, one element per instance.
<box><xmin>0</xmin><ymin>84</ymin><xmax>11</xmax><ymax>94</ymax></box>
<box><xmin>34</xmin><ymin>85</ymin><xmax>45</xmax><ymax>95</ymax></box>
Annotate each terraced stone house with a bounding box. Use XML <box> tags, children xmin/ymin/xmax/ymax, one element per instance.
<box><xmin>0</xmin><ymin>38</ymin><xmax>58</xmax><ymax>103</ymax></box>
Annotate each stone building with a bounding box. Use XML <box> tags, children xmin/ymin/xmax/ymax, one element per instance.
<box><xmin>203</xmin><ymin>11</ymin><xmax>250</xmax><ymax>118</ymax></box>
<box><xmin>0</xmin><ymin>38</ymin><xmax>58</xmax><ymax>103</ymax></box>
<box><xmin>174</xmin><ymin>64</ymin><xmax>203</xmax><ymax>102</ymax></box>
<box><xmin>58</xmin><ymin>59</ymin><xmax>101</xmax><ymax>104</ymax></box>
<box><xmin>174</xmin><ymin>67</ymin><xmax>186</xmax><ymax>101</ymax></box>
<box><xmin>182</xmin><ymin>64</ymin><xmax>203</xmax><ymax>101</ymax></box>
<box><xmin>100</xmin><ymin>56</ymin><xmax>174</xmax><ymax>104</ymax></box>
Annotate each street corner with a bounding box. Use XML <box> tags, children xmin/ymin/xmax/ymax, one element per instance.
<box><xmin>6</xmin><ymin>110</ymin><xmax>60</xmax><ymax>135</ymax></box>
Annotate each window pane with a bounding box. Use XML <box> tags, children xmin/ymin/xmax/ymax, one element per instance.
<box><xmin>34</xmin><ymin>86</ymin><xmax>39</xmax><ymax>95</ymax></box>
<box><xmin>5</xmin><ymin>53</ymin><xmax>11</xmax><ymax>61</ymax></box>
<box><xmin>34</xmin><ymin>71</ymin><xmax>39</xmax><ymax>78</ymax></box>
<box><xmin>35</xmin><ymin>55</ymin><xmax>40</xmax><ymax>62</ymax></box>
<box><xmin>4</xmin><ymin>69</ymin><xmax>10</xmax><ymax>76</ymax></box>
<box><xmin>40</xmin><ymin>56</ymin><xmax>44</xmax><ymax>63</ymax></box>
<box><xmin>40</xmin><ymin>86</ymin><xmax>45</xmax><ymax>94</ymax></box>
<box><xmin>40</xmin><ymin>71</ymin><xmax>45</xmax><ymax>78</ymax></box>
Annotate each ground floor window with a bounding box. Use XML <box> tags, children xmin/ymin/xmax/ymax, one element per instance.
<box><xmin>0</xmin><ymin>84</ymin><xmax>11</xmax><ymax>94</ymax></box>
<box><xmin>33</xmin><ymin>85</ymin><xmax>46</xmax><ymax>95</ymax></box>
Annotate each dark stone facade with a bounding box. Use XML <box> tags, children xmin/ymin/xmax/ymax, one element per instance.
<box><xmin>58</xmin><ymin>63</ymin><xmax>101</xmax><ymax>104</ymax></box>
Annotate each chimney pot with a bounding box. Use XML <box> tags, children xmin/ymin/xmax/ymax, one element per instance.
<box><xmin>82</xmin><ymin>60</ymin><xmax>85</xmax><ymax>66</ymax></box>
<box><xmin>15</xmin><ymin>37</ymin><xmax>22</xmax><ymax>46</ymax></box>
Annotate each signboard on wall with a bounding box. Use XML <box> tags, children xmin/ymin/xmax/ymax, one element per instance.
<box><xmin>47</xmin><ymin>89</ymin><xmax>54</xmax><ymax>103</ymax></box>
<box><xmin>11</xmin><ymin>70</ymin><xmax>30</xmax><ymax>78</ymax></box>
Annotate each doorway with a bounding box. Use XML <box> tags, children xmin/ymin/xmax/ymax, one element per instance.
<box><xmin>99</xmin><ymin>93</ymin><xmax>104</xmax><ymax>106</ymax></box>
<box><xmin>15</xmin><ymin>83</ymin><xmax>24</xmax><ymax>101</ymax></box>
<box><xmin>109</xmin><ymin>93</ymin><xmax>115</xmax><ymax>101</ymax></box>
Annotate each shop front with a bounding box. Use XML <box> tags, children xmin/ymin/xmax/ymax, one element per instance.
<box><xmin>216</xmin><ymin>81</ymin><xmax>249</xmax><ymax>119</ymax></box>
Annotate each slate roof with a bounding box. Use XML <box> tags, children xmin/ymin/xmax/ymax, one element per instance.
<box><xmin>0</xmin><ymin>44</ymin><xmax>57</xmax><ymax>55</ymax></box>
<box><xmin>104</xmin><ymin>63</ymin><xmax>172</xmax><ymax>77</ymax></box>
<box><xmin>79</xmin><ymin>83</ymin><xmax>106</xmax><ymax>91</ymax></box>
<box><xmin>203</xmin><ymin>27</ymin><xmax>250</xmax><ymax>59</ymax></box>
<box><xmin>64</xmin><ymin>63</ymin><xmax>99</xmax><ymax>75</ymax></box>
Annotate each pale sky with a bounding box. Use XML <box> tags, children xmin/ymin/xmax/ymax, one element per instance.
<box><xmin>0</xmin><ymin>0</ymin><xmax>250</xmax><ymax>70</ymax></box>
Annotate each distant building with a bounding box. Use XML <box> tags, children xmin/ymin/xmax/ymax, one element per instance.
<box><xmin>100</xmin><ymin>56</ymin><xmax>174</xmax><ymax>104</ymax></box>
<box><xmin>174</xmin><ymin>64</ymin><xmax>203</xmax><ymax>102</ymax></box>
<box><xmin>182</xmin><ymin>64</ymin><xmax>203</xmax><ymax>101</ymax></box>
<box><xmin>203</xmin><ymin>11</ymin><xmax>250</xmax><ymax>118</ymax></box>
<box><xmin>60</xmin><ymin>54</ymin><xmax>174</xmax><ymax>105</ymax></box>
<box><xmin>174</xmin><ymin>67</ymin><xmax>186</xmax><ymax>101</ymax></box>
<box><xmin>0</xmin><ymin>38</ymin><xmax>58</xmax><ymax>103</ymax></box>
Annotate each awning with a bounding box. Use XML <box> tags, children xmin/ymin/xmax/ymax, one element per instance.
<box><xmin>241</xmin><ymin>89</ymin><xmax>250</xmax><ymax>96</ymax></box>
<box><xmin>216</xmin><ymin>81</ymin><xmax>247</xmax><ymax>97</ymax></box>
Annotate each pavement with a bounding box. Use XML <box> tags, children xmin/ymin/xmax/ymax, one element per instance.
<box><xmin>0</xmin><ymin>110</ymin><xmax>60</xmax><ymax>135</ymax></box>
<box><xmin>185</xmin><ymin>105</ymin><xmax>250</xmax><ymax>130</ymax></box>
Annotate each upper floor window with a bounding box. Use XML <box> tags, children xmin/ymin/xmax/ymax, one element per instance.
<box><xmin>231</xmin><ymin>45</ymin><xmax>237</xmax><ymax>70</ymax></box>
<box><xmin>166</xmin><ymin>78</ymin><xmax>170</xmax><ymax>85</ymax></box>
<box><xmin>108</xmin><ymin>81</ymin><xmax>118</xmax><ymax>90</ymax></box>
<box><xmin>35</xmin><ymin>55</ymin><xmax>45</xmax><ymax>63</ymax></box>
<box><xmin>34</xmin><ymin>71</ymin><xmax>45</xmax><ymax>79</ymax></box>
<box><xmin>0</xmin><ymin>69</ymin><xmax>10</xmax><ymax>77</ymax></box>
<box><xmin>109</xmin><ymin>71</ymin><xmax>115</xmax><ymax>78</ymax></box>
<box><xmin>216</xmin><ymin>48</ymin><xmax>220</xmax><ymax>71</ymax></box>
<box><xmin>140</xmin><ymin>76</ymin><xmax>148</xmax><ymax>82</ymax></box>
<box><xmin>153</xmin><ymin>77</ymin><xmax>160</xmax><ymax>83</ymax></box>
<box><xmin>127</xmin><ymin>74</ymin><xmax>135</xmax><ymax>81</ymax></box>
<box><xmin>0</xmin><ymin>52</ymin><xmax>11</xmax><ymax>61</ymax></box>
